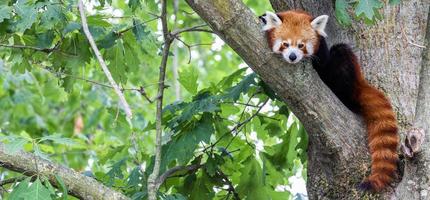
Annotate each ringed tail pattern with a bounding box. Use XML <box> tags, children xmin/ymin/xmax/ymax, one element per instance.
<box><xmin>354</xmin><ymin>62</ymin><xmax>399</xmax><ymax>192</ymax></box>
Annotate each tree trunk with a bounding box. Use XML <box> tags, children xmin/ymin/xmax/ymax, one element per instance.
<box><xmin>186</xmin><ymin>0</ymin><xmax>430</xmax><ymax>199</ymax></box>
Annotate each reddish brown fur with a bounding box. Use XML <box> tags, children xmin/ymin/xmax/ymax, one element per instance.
<box><xmin>264</xmin><ymin>10</ymin><xmax>399</xmax><ymax>192</ymax></box>
<box><xmin>352</xmin><ymin>55</ymin><xmax>399</xmax><ymax>192</ymax></box>
<box><xmin>356</xmin><ymin>85</ymin><xmax>399</xmax><ymax>191</ymax></box>
<box><xmin>267</xmin><ymin>11</ymin><xmax>319</xmax><ymax>54</ymax></box>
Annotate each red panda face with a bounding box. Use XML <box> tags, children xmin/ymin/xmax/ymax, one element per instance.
<box><xmin>260</xmin><ymin>11</ymin><xmax>328</xmax><ymax>64</ymax></box>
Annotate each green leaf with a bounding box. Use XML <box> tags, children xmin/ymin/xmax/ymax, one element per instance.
<box><xmin>205</xmin><ymin>155</ymin><xmax>217</xmax><ymax>176</ymax></box>
<box><xmin>127</xmin><ymin>167</ymin><xmax>143</xmax><ymax>187</ymax></box>
<box><xmin>335</xmin><ymin>0</ymin><xmax>352</xmax><ymax>26</ymax></box>
<box><xmin>43</xmin><ymin>178</ymin><xmax>56</xmax><ymax>195</ymax></box>
<box><xmin>217</xmin><ymin>68</ymin><xmax>247</xmax><ymax>89</ymax></box>
<box><xmin>178</xmin><ymin>67</ymin><xmax>199</xmax><ymax>94</ymax></box>
<box><xmin>99</xmin><ymin>145</ymin><xmax>126</xmax><ymax>165</ymax></box>
<box><xmin>128</xmin><ymin>0</ymin><xmax>142</xmax><ymax>11</ymax></box>
<box><xmin>161</xmin><ymin>194</ymin><xmax>187</xmax><ymax>200</ymax></box>
<box><xmin>14</xmin><ymin>0</ymin><xmax>38</xmax><ymax>33</ymax></box>
<box><xmin>55</xmin><ymin>175</ymin><xmax>68</xmax><ymax>200</ymax></box>
<box><xmin>5</xmin><ymin>137</ymin><xmax>28</xmax><ymax>154</ymax></box>
<box><xmin>220</xmin><ymin>103</ymin><xmax>240</xmax><ymax>118</ymax></box>
<box><xmin>145</xmin><ymin>0</ymin><xmax>159</xmax><ymax>12</ymax></box>
<box><xmin>106</xmin><ymin>158</ymin><xmax>127</xmax><ymax>186</ymax></box>
<box><xmin>9</xmin><ymin>177</ymin><xmax>31</xmax><ymax>200</ymax></box>
<box><xmin>34</xmin><ymin>144</ymin><xmax>50</xmax><ymax>161</ymax></box>
<box><xmin>0</xmin><ymin>6</ymin><xmax>12</xmax><ymax>23</ymax></box>
<box><xmin>163</xmin><ymin>114</ymin><xmax>214</xmax><ymax>168</ymax></box>
<box><xmin>167</xmin><ymin>93</ymin><xmax>219</xmax><ymax>129</ymax></box>
<box><xmin>63</xmin><ymin>22</ymin><xmax>81</xmax><ymax>35</ymax></box>
<box><xmin>40</xmin><ymin>4</ymin><xmax>65</xmax><ymax>30</ymax></box>
<box><xmin>36</xmin><ymin>31</ymin><xmax>55</xmax><ymax>49</ymax></box>
<box><xmin>132</xmin><ymin>19</ymin><xmax>150</xmax><ymax>42</ymax></box>
<box><xmin>39</xmin><ymin>134</ymin><xmax>77</xmax><ymax>146</ymax></box>
<box><xmin>20</xmin><ymin>178</ymin><xmax>53</xmax><ymax>200</ymax></box>
<box><xmin>355</xmin><ymin>0</ymin><xmax>383</xmax><ymax>22</ymax></box>
<box><xmin>221</xmin><ymin>73</ymin><xmax>257</xmax><ymax>101</ymax></box>
<box><xmin>286</xmin><ymin>123</ymin><xmax>300</xmax><ymax>166</ymax></box>
<box><xmin>97</xmin><ymin>32</ymin><xmax>120</xmax><ymax>49</ymax></box>
<box><xmin>86</xmin><ymin>16</ymin><xmax>112</xmax><ymax>27</ymax></box>
<box><xmin>237</xmin><ymin>157</ymin><xmax>268</xmax><ymax>200</ymax></box>
<box><xmin>389</xmin><ymin>0</ymin><xmax>400</xmax><ymax>5</ymax></box>
<box><xmin>188</xmin><ymin>173</ymin><xmax>215</xmax><ymax>200</ymax></box>
<box><xmin>265</xmin><ymin>122</ymin><xmax>283</xmax><ymax>137</ymax></box>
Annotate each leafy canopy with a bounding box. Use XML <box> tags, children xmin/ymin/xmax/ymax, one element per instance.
<box><xmin>0</xmin><ymin>0</ymin><xmax>308</xmax><ymax>199</ymax></box>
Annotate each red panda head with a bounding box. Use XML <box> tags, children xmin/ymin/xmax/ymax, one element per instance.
<box><xmin>259</xmin><ymin>10</ymin><xmax>328</xmax><ymax>63</ymax></box>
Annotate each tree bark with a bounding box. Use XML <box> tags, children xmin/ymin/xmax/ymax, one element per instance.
<box><xmin>0</xmin><ymin>143</ymin><xmax>129</xmax><ymax>200</ymax></box>
<box><xmin>186</xmin><ymin>0</ymin><xmax>430</xmax><ymax>199</ymax></box>
<box><xmin>395</xmin><ymin>5</ymin><xmax>430</xmax><ymax>199</ymax></box>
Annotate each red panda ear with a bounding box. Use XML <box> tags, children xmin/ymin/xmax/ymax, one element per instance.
<box><xmin>311</xmin><ymin>15</ymin><xmax>329</xmax><ymax>37</ymax></box>
<box><xmin>261</xmin><ymin>11</ymin><xmax>282</xmax><ymax>31</ymax></box>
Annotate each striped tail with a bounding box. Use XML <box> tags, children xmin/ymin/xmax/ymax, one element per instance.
<box><xmin>357</xmin><ymin>82</ymin><xmax>399</xmax><ymax>192</ymax></box>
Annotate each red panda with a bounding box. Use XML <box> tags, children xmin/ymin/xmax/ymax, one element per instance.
<box><xmin>259</xmin><ymin>10</ymin><xmax>399</xmax><ymax>192</ymax></box>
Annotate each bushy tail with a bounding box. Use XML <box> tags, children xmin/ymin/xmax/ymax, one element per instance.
<box><xmin>357</xmin><ymin>82</ymin><xmax>399</xmax><ymax>192</ymax></box>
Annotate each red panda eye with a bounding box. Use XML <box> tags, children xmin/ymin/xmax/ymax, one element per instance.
<box><xmin>283</xmin><ymin>42</ymin><xmax>289</xmax><ymax>47</ymax></box>
<box><xmin>298</xmin><ymin>44</ymin><xmax>304</xmax><ymax>49</ymax></box>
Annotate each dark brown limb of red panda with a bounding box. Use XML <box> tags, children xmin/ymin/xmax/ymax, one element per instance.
<box><xmin>313</xmin><ymin>40</ymin><xmax>399</xmax><ymax>191</ymax></box>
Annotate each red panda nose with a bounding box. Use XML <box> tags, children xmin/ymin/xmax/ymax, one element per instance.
<box><xmin>289</xmin><ymin>53</ymin><xmax>297</xmax><ymax>61</ymax></box>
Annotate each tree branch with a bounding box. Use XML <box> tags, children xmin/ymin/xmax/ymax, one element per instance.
<box><xmin>185</xmin><ymin>0</ymin><xmax>369</xmax><ymax>198</ymax></box>
<box><xmin>0</xmin><ymin>143</ymin><xmax>129</xmax><ymax>200</ymax></box>
<box><xmin>155</xmin><ymin>164</ymin><xmax>202</xmax><ymax>189</ymax></box>
<box><xmin>78</xmin><ymin>0</ymin><xmax>133</xmax><ymax>120</ymax></box>
<box><xmin>171</xmin><ymin>24</ymin><xmax>214</xmax><ymax>36</ymax></box>
<box><xmin>216</xmin><ymin>170</ymin><xmax>240</xmax><ymax>200</ymax></box>
<box><xmin>0</xmin><ymin>42</ymin><xmax>61</xmax><ymax>53</ymax></box>
<box><xmin>147</xmin><ymin>0</ymin><xmax>173</xmax><ymax>199</ymax></box>
<box><xmin>395</xmin><ymin>5</ymin><xmax>430</xmax><ymax>198</ymax></box>
<box><xmin>0</xmin><ymin>176</ymin><xmax>26</xmax><ymax>187</ymax></box>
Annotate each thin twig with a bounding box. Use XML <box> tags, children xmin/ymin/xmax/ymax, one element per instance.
<box><xmin>171</xmin><ymin>24</ymin><xmax>213</xmax><ymax>36</ymax></box>
<box><xmin>222</xmin><ymin>101</ymin><xmax>261</xmax><ymax>108</ymax></box>
<box><xmin>116</xmin><ymin>17</ymin><xmax>159</xmax><ymax>35</ymax></box>
<box><xmin>147</xmin><ymin>0</ymin><xmax>173</xmax><ymax>199</ymax></box>
<box><xmin>202</xmin><ymin>97</ymin><xmax>267</xmax><ymax>152</ymax></box>
<box><xmin>225</xmin><ymin>99</ymin><xmax>269</xmax><ymax>149</ymax></box>
<box><xmin>175</xmin><ymin>37</ymin><xmax>212</xmax><ymax>63</ymax></box>
<box><xmin>78</xmin><ymin>0</ymin><xmax>133</xmax><ymax>119</ymax></box>
<box><xmin>0</xmin><ymin>176</ymin><xmax>26</xmax><ymax>186</ymax></box>
<box><xmin>35</xmin><ymin>49</ymin><xmax>155</xmax><ymax>103</ymax></box>
<box><xmin>155</xmin><ymin>164</ymin><xmax>202</xmax><ymax>189</ymax></box>
<box><xmin>0</xmin><ymin>41</ymin><xmax>61</xmax><ymax>53</ymax></box>
<box><xmin>217</xmin><ymin>170</ymin><xmax>240</xmax><ymax>200</ymax></box>
<box><xmin>400</xmin><ymin>24</ymin><xmax>426</xmax><ymax>49</ymax></box>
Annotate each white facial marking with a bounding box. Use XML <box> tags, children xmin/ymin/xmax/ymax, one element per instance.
<box><xmin>311</xmin><ymin>15</ymin><xmax>329</xmax><ymax>37</ymax></box>
<box><xmin>306</xmin><ymin>42</ymin><xmax>314</xmax><ymax>55</ymax></box>
<box><xmin>261</xmin><ymin>11</ymin><xmax>282</xmax><ymax>31</ymax></box>
<box><xmin>272</xmin><ymin>39</ymin><xmax>282</xmax><ymax>53</ymax></box>
<box><xmin>282</xmin><ymin>47</ymin><xmax>304</xmax><ymax>64</ymax></box>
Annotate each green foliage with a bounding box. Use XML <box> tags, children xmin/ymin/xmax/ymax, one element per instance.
<box><xmin>0</xmin><ymin>0</ymin><xmax>308</xmax><ymax>199</ymax></box>
<box><xmin>355</xmin><ymin>0</ymin><xmax>383</xmax><ymax>24</ymax></box>
<box><xmin>9</xmin><ymin>178</ymin><xmax>55</xmax><ymax>200</ymax></box>
<box><xmin>335</xmin><ymin>0</ymin><xmax>352</xmax><ymax>26</ymax></box>
<box><xmin>178</xmin><ymin>67</ymin><xmax>199</xmax><ymax>94</ymax></box>
<box><xmin>335</xmin><ymin>0</ymin><xmax>400</xmax><ymax>25</ymax></box>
